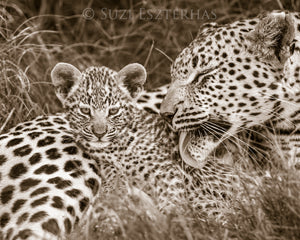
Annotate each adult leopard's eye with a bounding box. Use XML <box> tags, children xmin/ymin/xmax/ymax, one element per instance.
<box><xmin>290</xmin><ymin>42</ymin><xmax>295</xmax><ymax>55</ymax></box>
<box><xmin>80</xmin><ymin>107</ymin><xmax>91</xmax><ymax>115</ymax></box>
<box><xmin>108</xmin><ymin>107</ymin><xmax>119</xmax><ymax>116</ymax></box>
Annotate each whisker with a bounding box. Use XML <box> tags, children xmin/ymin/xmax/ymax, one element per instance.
<box><xmin>200</xmin><ymin>125</ymin><xmax>237</xmax><ymax>158</ymax></box>
<box><xmin>203</xmin><ymin>123</ymin><xmax>268</xmax><ymax>161</ymax></box>
<box><xmin>258</xmin><ymin>91</ymin><xmax>298</xmax><ymax>108</ymax></box>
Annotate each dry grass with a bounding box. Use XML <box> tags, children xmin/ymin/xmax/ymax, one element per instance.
<box><xmin>0</xmin><ymin>0</ymin><xmax>299</xmax><ymax>239</ymax></box>
<box><xmin>69</xmin><ymin>171</ymin><xmax>300</xmax><ymax>240</ymax></box>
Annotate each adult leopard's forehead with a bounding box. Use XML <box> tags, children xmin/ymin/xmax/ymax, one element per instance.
<box><xmin>75</xmin><ymin>66</ymin><xmax>120</xmax><ymax>106</ymax></box>
<box><xmin>171</xmin><ymin>19</ymin><xmax>257</xmax><ymax>83</ymax></box>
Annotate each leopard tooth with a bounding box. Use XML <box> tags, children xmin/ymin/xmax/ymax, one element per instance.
<box><xmin>179</xmin><ymin>131</ymin><xmax>203</xmax><ymax>169</ymax></box>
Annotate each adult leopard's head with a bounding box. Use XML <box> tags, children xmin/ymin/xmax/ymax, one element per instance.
<box><xmin>161</xmin><ymin>11</ymin><xmax>299</xmax><ymax>168</ymax></box>
<box><xmin>51</xmin><ymin>63</ymin><xmax>146</xmax><ymax>150</ymax></box>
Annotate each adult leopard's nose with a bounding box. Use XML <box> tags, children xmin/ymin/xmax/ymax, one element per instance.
<box><xmin>160</xmin><ymin>111</ymin><xmax>175</xmax><ymax>125</ymax></box>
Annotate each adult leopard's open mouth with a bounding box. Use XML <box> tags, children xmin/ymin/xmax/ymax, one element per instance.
<box><xmin>178</xmin><ymin>120</ymin><xmax>232</xmax><ymax>168</ymax></box>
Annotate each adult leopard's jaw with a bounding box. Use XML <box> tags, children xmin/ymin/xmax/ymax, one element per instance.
<box><xmin>179</xmin><ymin>130</ymin><xmax>223</xmax><ymax>168</ymax></box>
<box><xmin>179</xmin><ymin>131</ymin><xmax>205</xmax><ymax>168</ymax></box>
<box><xmin>178</xmin><ymin>119</ymin><xmax>234</xmax><ymax>168</ymax></box>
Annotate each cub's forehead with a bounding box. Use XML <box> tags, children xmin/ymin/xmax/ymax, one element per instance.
<box><xmin>81</xmin><ymin>66</ymin><xmax>118</xmax><ymax>86</ymax></box>
<box><xmin>80</xmin><ymin>66</ymin><xmax>119</xmax><ymax>93</ymax></box>
<box><xmin>74</xmin><ymin>66</ymin><xmax>120</xmax><ymax>104</ymax></box>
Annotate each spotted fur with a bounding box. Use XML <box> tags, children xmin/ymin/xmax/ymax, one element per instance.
<box><xmin>137</xmin><ymin>84</ymin><xmax>169</xmax><ymax>114</ymax></box>
<box><xmin>160</xmin><ymin>11</ymin><xmax>300</xmax><ymax>169</ymax></box>
<box><xmin>0</xmin><ymin>115</ymin><xmax>101</xmax><ymax>239</ymax></box>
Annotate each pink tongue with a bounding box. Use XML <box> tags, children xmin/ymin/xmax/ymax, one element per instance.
<box><xmin>179</xmin><ymin>132</ymin><xmax>202</xmax><ymax>168</ymax></box>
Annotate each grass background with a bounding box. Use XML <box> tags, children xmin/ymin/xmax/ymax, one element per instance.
<box><xmin>0</xmin><ymin>0</ymin><xmax>299</xmax><ymax>239</ymax></box>
<box><xmin>1</xmin><ymin>0</ymin><xmax>300</xmax><ymax>131</ymax></box>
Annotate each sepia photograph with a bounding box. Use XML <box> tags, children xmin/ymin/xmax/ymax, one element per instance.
<box><xmin>0</xmin><ymin>0</ymin><xmax>299</xmax><ymax>239</ymax></box>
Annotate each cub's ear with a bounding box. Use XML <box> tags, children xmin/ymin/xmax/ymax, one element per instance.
<box><xmin>117</xmin><ymin>63</ymin><xmax>147</xmax><ymax>99</ymax></box>
<box><xmin>246</xmin><ymin>12</ymin><xmax>295</xmax><ymax>63</ymax></box>
<box><xmin>51</xmin><ymin>63</ymin><xmax>82</xmax><ymax>104</ymax></box>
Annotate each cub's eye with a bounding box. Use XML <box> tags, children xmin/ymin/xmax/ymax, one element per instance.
<box><xmin>108</xmin><ymin>107</ymin><xmax>119</xmax><ymax>116</ymax></box>
<box><xmin>80</xmin><ymin>107</ymin><xmax>91</xmax><ymax>115</ymax></box>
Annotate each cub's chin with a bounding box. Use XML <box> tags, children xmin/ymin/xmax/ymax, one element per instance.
<box><xmin>75</xmin><ymin>134</ymin><xmax>111</xmax><ymax>152</ymax></box>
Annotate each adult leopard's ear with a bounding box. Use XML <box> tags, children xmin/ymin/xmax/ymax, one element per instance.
<box><xmin>246</xmin><ymin>11</ymin><xmax>295</xmax><ymax>63</ymax></box>
<box><xmin>51</xmin><ymin>63</ymin><xmax>82</xmax><ymax>104</ymax></box>
<box><xmin>196</xmin><ymin>22</ymin><xmax>218</xmax><ymax>38</ymax></box>
<box><xmin>117</xmin><ymin>63</ymin><xmax>147</xmax><ymax>99</ymax></box>
<box><xmin>283</xmin><ymin>40</ymin><xmax>300</xmax><ymax>93</ymax></box>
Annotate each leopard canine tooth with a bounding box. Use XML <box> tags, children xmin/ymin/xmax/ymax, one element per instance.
<box><xmin>179</xmin><ymin>131</ymin><xmax>205</xmax><ymax>169</ymax></box>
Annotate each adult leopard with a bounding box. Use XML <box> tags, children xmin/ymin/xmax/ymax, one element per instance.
<box><xmin>160</xmin><ymin>11</ymin><xmax>300</xmax><ymax>169</ymax></box>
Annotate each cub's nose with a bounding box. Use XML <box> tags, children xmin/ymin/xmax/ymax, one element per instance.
<box><xmin>92</xmin><ymin>125</ymin><xmax>108</xmax><ymax>139</ymax></box>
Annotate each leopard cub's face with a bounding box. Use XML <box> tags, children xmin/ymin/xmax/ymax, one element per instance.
<box><xmin>51</xmin><ymin>63</ymin><xmax>147</xmax><ymax>150</ymax></box>
<box><xmin>64</xmin><ymin>67</ymin><xmax>129</xmax><ymax>149</ymax></box>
